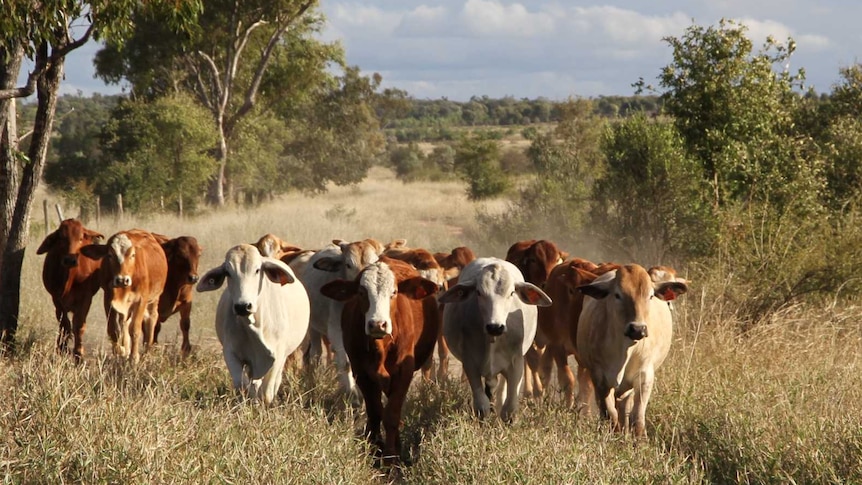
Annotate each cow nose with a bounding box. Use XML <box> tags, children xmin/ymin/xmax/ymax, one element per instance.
<box><xmin>188</xmin><ymin>274</ymin><xmax>200</xmax><ymax>284</ymax></box>
<box><xmin>485</xmin><ymin>324</ymin><xmax>505</xmax><ymax>336</ymax></box>
<box><xmin>112</xmin><ymin>275</ymin><xmax>132</xmax><ymax>288</ymax></box>
<box><xmin>61</xmin><ymin>255</ymin><xmax>78</xmax><ymax>267</ymax></box>
<box><xmin>234</xmin><ymin>302</ymin><xmax>253</xmax><ymax>317</ymax></box>
<box><xmin>625</xmin><ymin>323</ymin><xmax>648</xmax><ymax>341</ymax></box>
<box><xmin>366</xmin><ymin>321</ymin><xmax>388</xmax><ymax>338</ymax></box>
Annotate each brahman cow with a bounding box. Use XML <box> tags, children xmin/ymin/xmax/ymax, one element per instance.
<box><xmin>505</xmin><ymin>239</ymin><xmax>568</xmax><ymax>398</ymax></box>
<box><xmin>321</xmin><ymin>256</ymin><xmax>440</xmax><ymax>463</ymax></box>
<box><xmin>439</xmin><ymin>257</ymin><xmax>552</xmax><ymax>421</ymax></box>
<box><xmin>81</xmin><ymin>229</ymin><xmax>168</xmax><ymax>363</ymax></box>
<box><xmin>197</xmin><ymin>244</ymin><xmax>310</xmax><ymax>406</ymax></box>
<box><xmin>298</xmin><ymin>238</ymin><xmax>385</xmax><ymax>395</ymax></box>
<box><xmin>37</xmin><ymin>219</ymin><xmax>104</xmax><ymax>358</ymax></box>
<box><xmin>150</xmin><ymin>235</ymin><xmax>202</xmax><ymax>356</ymax></box>
<box><xmin>576</xmin><ymin>264</ymin><xmax>687</xmax><ymax>437</ymax></box>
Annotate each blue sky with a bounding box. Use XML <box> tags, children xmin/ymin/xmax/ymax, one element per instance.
<box><xmin>51</xmin><ymin>1</ymin><xmax>862</xmax><ymax>101</ymax></box>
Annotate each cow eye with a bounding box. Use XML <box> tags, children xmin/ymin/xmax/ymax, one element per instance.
<box><xmin>614</xmin><ymin>293</ymin><xmax>621</xmax><ymax>300</ymax></box>
<box><xmin>255</xmin><ymin>268</ymin><xmax>260</xmax><ymax>274</ymax></box>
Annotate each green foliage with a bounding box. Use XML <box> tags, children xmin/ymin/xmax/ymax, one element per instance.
<box><xmin>96</xmin><ymin>93</ymin><xmax>217</xmax><ymax>213</ymax></box>
<box><xmin>478</xmin><ymin>99</ymin><xmax>605</xmax><ymax>249</ymax></box>
<box><xmin>389</xmin><ymin>142</ymin><xmax>425</xmax><ymax>179</ymax></box>
<box><xmin>592</xmin><ymin>114</ymin><xmax>714</xmax><ymax>262</ymax></box>
<box><xmin>454</xmin><ymin>135</ymin><xmax>510</xmax><ymax>200</ymax></box>
<box><xmin>647</xmin><ymin>19</ymin><xmax>823</xmax><ymax>215</ymax></box>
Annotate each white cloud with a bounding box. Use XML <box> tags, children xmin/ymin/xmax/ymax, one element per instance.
<box><xmin>329</xmin><ymin>4</ymin><xmax>402</xmax><ymax>35</ymax></box>
<box><xmin>569</xmin><ymin>6</ymin><xmax>691</xmax><ymax>47</ymax></box>
<box><xmin>458</xmin><ymin>0</ymin><xmax>556</xmax><ymax>38</ymax></box>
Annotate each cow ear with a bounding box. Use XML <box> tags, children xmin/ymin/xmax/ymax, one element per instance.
<box><xmin>515</xmin><ymin>282</ymin><xmax>553</xmax><ymax>307</ymax></box>
<box><xmin>654</xmin><ymin>281</ymin><xmax>688</xmax><ymax>302</ymax></box>
<box><xmin>262</xmin><ymin>260</ymin><xmax>295</xmax><ymax>285</ymax></box>
<box><xmin>437</xmin><ymin>284</ymin><xmax>474</xmax><ymax>304</ymax></box>
<box><xmin>161</xmin><ymin>239</ymin><xmax>178</xmax><ymax>262</ymax></box>
<box><xmin>151</xmin><ymin>233</ymin><xmax>170</xmax><ymax>245</ymax></box>
<box><xmin>281</xmin><ymin>243</ymin><xmax>303</xmax><ymax>253</ymax></box>
<box><xmin>84</xmin><ymin>229</ymin><xmax>104</xmax><ymax>244</ymax></box>
<box><xmin>197</xmin><ymin>267</ymin><xmax>227</xmax><ymax>292</ymax></box>
<box><xmin>36</xmin><ymin>230</ymin><xmax>59</xmax><ymax>254</ymax></box>
<box><xmin>80</xmin><ymin>243</ymin><xmax>109</xmax><ymax>260</ymax></box>
<box><xmin>320</xmin><ymin>280</ymin><xmax>358</xmax><ymax>301</ymax></box>
<box><xmin>313</xmin><ymin>256</ymin><xmax>343</xmax><ymax>272</ymax></box>
<box><xmin>399</xmin><ymin>277</ymin><xmax>439</xmax><ymax>300</ymax></box>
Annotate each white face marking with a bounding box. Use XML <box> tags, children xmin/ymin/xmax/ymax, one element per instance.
<box><xmin>360</xmin><ymin>262</ymin><xmax>396</xmax><ymax>337</ymax></box>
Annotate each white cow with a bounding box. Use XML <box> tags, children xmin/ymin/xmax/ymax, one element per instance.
<box><xmin>197</xmin><ymin>244</ymin><xmax>310</xmax><ymax>406</ymax></box>
<box><xmin>439</xmin><ymin>257</ymin><xmax>552</xmax><ymax>421</ymax></box>
<box><xmin>576</xmin><ymin>264</ymin><xmax>687</xmax><ymax>437</ymax></box>
<box><xmin>295</xmin><ymin>238</ymin><xmax>384</xmax><ymax>396</ymax></box>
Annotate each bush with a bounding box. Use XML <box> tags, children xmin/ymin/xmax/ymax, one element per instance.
<box><xmin>454</xmin><ymin>135</ymin><xmax>510</xmax><ymax>200</ymax></box>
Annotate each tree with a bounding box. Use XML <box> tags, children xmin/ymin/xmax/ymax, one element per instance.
<box><xmin>592</xmin><ymin>113</ymin><xmax>713</xmax><ymax>262</ymax></box>
<box><xmin>642</xmin><ymin>19</ymin><xmax>823</xmax><ymax>215</ymax></box>
<box><xmin>454</xmin><ymin>135</ymin><xmax>510</xmax><ymax>200</ymax></box>
<box><xmin>0</xmin><ymin>1</ymin><xmax>199</xmax><ymax>346</ymax></box>
<box><xmin>96</xmin><ymin>0</ymin><xmax>322</xmax><ymax>206</ymax></box>
<box><xmin>96</xmin><ymin>94</ymin><xmax>217</xmax><ymax>214</ymax></box>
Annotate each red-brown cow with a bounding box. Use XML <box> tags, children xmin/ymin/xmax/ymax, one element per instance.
<box><xmin>37</xmin><ymin>219</ymin><xmax>104</xmax><ymax>358</ymax></box>
<box><xmin>505</xmin><ymin>239</ymin><xmax>568</xmax><ymax>397</ymax></box>
<box><xmin>433</xmin><ymin>246</ymin><xmax>476</xmax><ymax>282</ymax></box>
<box><xmin>320</xmin><ymin>257</ymin><xmax>440</xmax><ymax>464</ymax></box>
<box><xmin>82</xmin><ymin>229</ymin><xmax>168</xmax><ymax>363</ymax></box>
<box><xmin>151</xmin><ymin>235</ymin><xmax>202</xmax><ymax>356</ymax></box>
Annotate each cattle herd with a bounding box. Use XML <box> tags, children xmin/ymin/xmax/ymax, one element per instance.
<box><xmin>38</xmin><ymin>219</ymin><xmax>689</xmax><ymax>464</ymax></box>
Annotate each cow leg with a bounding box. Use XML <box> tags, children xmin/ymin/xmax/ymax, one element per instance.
<box><xmin>382</xmin><ymin>366</ymin><xmax>413</xmax><ymax>464</ymax></box>
<box><xmin>500</xmin><ymin>358</ymin><xmax>525</xmax><ymax>423</ymax></box>
<box><xmin>142</xmin><ymin>301</ymin><xmax>159</xmax><ymax>352</ymax></box>
<box><xmin>303</xmin><ymin>327</ymin><xmax>323</xmax><ymax>369</ymax></box>
<box><xmin>327</xmin><ymin>306</ymin><xmax>356</xmax><ymax>397</ymax></box>
<box><xmin>632</xmin><ymin>368</ymin><xmax>655</xmax><ymax>438</ymax></box>
<box><xmin>593</xmin><ymin>378</ymin><xmax>619</xmax><ymax>432</ymax></box>
<box><xmin>436</xmin><ymin>333</ymin><xmax>450</xmax><ymax>381</ymax></box>
<box><xmin>71</xmin><ymin>297</ymin><xmax>94</xmax><ymax>360</ymax></box>
<box><xmin>523</xmin><ymin>343</ymin><xmax>543</xmax><ymax>398</ymax></box>
<box><xmin>54</xmin><ymin>299</ymin><xmax>72</xmax><ymax>353</ymax></box>
<box><xmin>616</xmin><ymin>391</ymin><xmax>633</xmax><ymax>434</ymax></box>
<box><xmin>260</xmin><ymin>354</ymin><xmax>288</xmax><ymax>407</ymax></box>
<box><xmin>464</xmin><ymin>366</ymin><xmax>491</xmax><ymax>419</ymax></box>
<box><xmin>420</xmin><ymin>346</ymin><xmax>434</xmax><ymax>382</ymax></box>
<box><xmin>178</xmin><ymin>302</ymin><xmax>192</xmax><ymax>356</ymax></box>
<box><xmin>128</xmin><ymin>303</ymin><xmax>145</xmax><ymax>364</ymax></box>
<box><xmin>550</xmin><ymin>346</ymin><xmax>575</xmax><ymax>407</ymax></box>
<box><xmin>223</xmin><ymin>350</ymin><xmax>246</xmax><ymax>397</ymax></box>
<box><xmin>575</xmin><ymin>363</ymin><xmax>596</xmax><ymax>416</ymax></box>
<box><xmin>355</xmin><ymin>372</ymin><xmax>383</xmax><ymax>450</ymax></box>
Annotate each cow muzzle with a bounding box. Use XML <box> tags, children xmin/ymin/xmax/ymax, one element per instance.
<box><xmin>485</xmin><ymin>323</ymin><xmax>506</xmax><ymax>337</ymax></box>
<box><xmin>234</xmin><ymin>302</ymin><xmax>254</xmax><ymax>317</ymax></box>
<box><xmin>188</xmin><ymin>274</ymin><xmax>200</xmax><ymax>284</ymax></box>
<box><xmin>112</xmin><ymin>275</ymin><xmax>132</xmax><ymax>288</ymax></box>
<box><xmin>625</xmin><ymin>323</ymin><xmax>648</xmax><ymax>341</ymax></box>
<box><xmin>61</xmin><ymin>255</ymin><xmax>78</xmax><ymax>268</ymax></box>
<box><xmin>366</xmin><ymin>321</ymin><xmax>390</xmax><ymax>339</ymax></box>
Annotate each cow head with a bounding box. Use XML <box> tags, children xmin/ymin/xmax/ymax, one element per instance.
<box><xmin>321</xmin><ymin>259</ymin><xmax>438</xmax><ymax>338</ymax></box>
<box><xmin>313</xmin><ymin>239</ymin><xmax>383</xmax><ymax>280</ymax></box>
<box><xmin>196</xmin><ymin>244</ymin><xmax>295</xmax><ymax>320</ymax></box>
<box><xmin>162</xmin><ymin>236</ymin><xmax>203</xmax><ymax>284</ymax></box>
<box><xmin>439</xmin><ymin>259</ymin><xmax>552</xmax><ymax>337</ymax></box>
<box><xmin>37</xmin><ymin>219</ymin><xmax>104</xmax><ymax>268</ymax></box>
<box><xmin>252</xmin><ymin>233</ymin><xmax>302</xmax><ymax>259</ymax></box>
<box><xmin>577</xmin><ymin>265</ymin><xmax>688</xmax><ymax>341</ymax></box>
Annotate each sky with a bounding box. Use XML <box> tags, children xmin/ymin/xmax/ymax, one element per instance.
<box><xmin>50</xmin><ymin>0</ymin><xmax>862</xmax><ymax>101</ymax></box>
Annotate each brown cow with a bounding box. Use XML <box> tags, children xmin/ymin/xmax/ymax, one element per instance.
<box><xmin>433</xmin><ymin>246</ymin><xmax>476</xmax><ymax>282</ymax></box>
<box><xmin>577</xmin><ymin>264</ymin><xmax>687</xmax><ymax>437</ymax></box>
<box><xmin>82</xmin><ymin>229</ymin><xmax>168</xmax><ymax>363</ymax></box>
<box><xmin>505</xmin><ymin>239</ymin><xmax>568</xmax><ymax>398</ymax></box>
<box><xmin>150</xmin><ymin>235</ymin><xmax>202</xmax><ymax>356</ymax></box>
<box><xmin>320</xmin><ymin>257</ymin><xmax>440</xmax><ymax>464</ymax></box>
<box><xmin>37</xmin><ymin>219</ymin><xmax>104</xmax><ymax>358</ymax></box>
<box><xmin>384</xmin><ymin>245</ymin><xmax>450</xmax><ymax>381</ymax></box>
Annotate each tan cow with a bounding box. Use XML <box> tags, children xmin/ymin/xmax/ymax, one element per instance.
<box><xmin>576</xmin><ymin>264</ymin><xmax>687</xmax><ymax>437</ymax></box>
<box><xmin>251</xmin><ymin>233</ymin><xmax>303</xmax><ymax>260</ymax></box>
<box><xmin>82</xmin><ymin>229</ymin><xmax>168</xmax><ymax>363</ymax></box>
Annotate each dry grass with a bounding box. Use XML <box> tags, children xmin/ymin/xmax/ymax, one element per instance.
<box><xmin>5</xmin><ymin>167</ymin><xmax>862</xmax><ymax>483</ymax></box>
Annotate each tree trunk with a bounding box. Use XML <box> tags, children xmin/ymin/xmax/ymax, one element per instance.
<box><xmin>206</xmin><ymin>123</ymin><xmax>228</xmax><ymax>206</ymax></box>
<box><xmin>0</xmin><ymin>42</ymin><xmax>64</xmax><ymax>346</ymax></box>
<box><xmin>0</xmin><ymin>45</ymin><xmax>24</xmax><ymax>267</ymax></box>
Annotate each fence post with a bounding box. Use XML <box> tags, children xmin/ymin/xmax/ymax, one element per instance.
<box><xmin>43</xmin><ymin>199</ymin><xmax>49</xmax><ymax>234</ymax></box>
<box><xmin>55</xmin><ymin>203</ymin><xmax>63</xmax><ymax>223</ymax></box>
<box><xmin>117</xmin><ymin>194</ymin><xmax>124</xmax><ymax>222</ymax></box>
